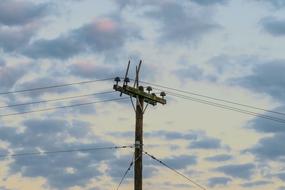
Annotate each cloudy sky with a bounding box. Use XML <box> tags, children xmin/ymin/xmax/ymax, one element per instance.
<box><xmin>0</xmin><ymin>0</ymin><xmax>285</xmax><ymax>189</ymax></box>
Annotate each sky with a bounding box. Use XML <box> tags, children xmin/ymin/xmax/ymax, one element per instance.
<box><xmin>0</xmin><ymin>0</ymin><xmax>285</xmax><ymax>189</ymax></box>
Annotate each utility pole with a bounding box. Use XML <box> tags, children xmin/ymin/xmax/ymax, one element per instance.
<box><xmin>135</xmin><ymin>86</ymin><xmax>144</xmax><ymax>190</ymax></box>
<box><xmin>113</xmin><ymin>60</ymin><xmax>166</xmax><ymax>190</ymax></box>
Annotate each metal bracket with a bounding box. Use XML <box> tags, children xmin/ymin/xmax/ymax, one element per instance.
<box><xmin>130</xmin><ymin>96</ymin><xmax>136</xmax><ymax>112</ymax></box>
<box><xmin>143</xmin><ymin>103</ymin><xmax>149</xmax><ymax>114</ymax></box>
<box><xmin>135</xmin><ymin>141</ymin><xmax>143</xmax><ymax>149</ymax></box>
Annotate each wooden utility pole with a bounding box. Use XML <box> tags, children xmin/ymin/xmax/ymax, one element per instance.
<box><xmin>134</xmin><ymin>86</ymin><xmax>144</xmax><ymax>190</ymax></box>
<box><xmin>113</xmin><ymin>60</ymin><xmax>166</xmax><ymax>190</ymax></box>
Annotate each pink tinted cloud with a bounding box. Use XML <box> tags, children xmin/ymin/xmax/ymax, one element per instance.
<box><xmin>74</xmin><ymin>61</ymin><xmax>96</xmax><ymax>72</ymax></box>
<box><xmin>93</xmin><ymin>18</ymin><xmax>117</xmax><ymax>32</ymax></box>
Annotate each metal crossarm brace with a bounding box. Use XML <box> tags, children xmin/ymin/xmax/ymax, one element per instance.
<box><xmin>113</xmin><ymin>85</ymin><xmax>166</xmax><ymax>106</ymax></box>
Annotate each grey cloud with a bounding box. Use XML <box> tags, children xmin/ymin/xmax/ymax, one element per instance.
<box><xmin>0</xmin><ymin>0</ymin><xmax>50</xmax><ymax>53</ymax></box>
<box><xmin>0</xmin><ymin>148</ymin><xmax>9</xmax><ymax>161</ymax></box>
<box><xmin>24</xmin><ymin>36</ymin><xmax>86</xmax><ymax>59</ymax></box>
<box><xmin>207</xmin><ymin>54</ymin><xmax>255</xmax><ymax>74</ymax></box>
<box><xmin>14</xmin><ymin>76</ymin><xmax>76</xmax><ymax>98</ymax></box>
<box><xmin>189</xmin><ymin>136</ymin><xmax>222</xmax><ymax>149</ymax></box>
<box><xmin>257</xmin><ymin>0</ymin><xmax>285</xmax><ymax>8</ymax></box>
<box><xmin>143</xmin><ymin>154</ymin><xmax>195</xmax><ymax>178</ymax></box>
<box><xmin>69</xmin><ymin>59</ymin><xmax>156</xmax><ymax>81</ymax></box>
<box><xmin>106</xmin><ymin>154</ymin><xmax>133</xmax><ymax>180</ymax></box>
<box><xmin>0</xmin><ymin>25</ymin><xmax>36</xmax><ymax>52</ymax></box>
<box><xmin>261</xmin><ymin>17</ymin><xmax>285</xmax><ymax>36</ymax></box>
<box><xmin>68</xmin><ymin>120</ymin><xmax>91</xmax><ymax>138</ymax></box>
<box><xmin>0</xmin><ymin>187</ymin><xmax>9</xmax><ymax>190</ymax></box>
<box><xmin>0</xmin><ymin>118</ymin><xmax>117</xmax><ymax>189</ymax></box>
<box><xmin>67</xmin><ymin>99</ymin><xmax>97</xmax><ymax>115</ymax></box>
<box><xmin>10</xmin><ymin>152</ymin><xmax>104</xmax><ymax>189</ymax></box>
<box><xmin>70</xmin><ymin>64</ymin><xmax>111</xmax><ymax>79</ymax></box>
<box><xmin>245</xmin><ymin>133</ymin><xmax>285</xmax><ymax>161</ymax></box>
<box><xmin>76</xmin><ymin>20</ymin><xmax>137</xmax><ymax>51</ymax></box>
<box><xmin>205</xmin><ymin>154</ymin><xmax>232</xmax><ymax>162</ymax></box>
<box><xmin>23</xmin><ymin>119</ymin><xmax>68</xmax><ymax>134</ymax></box>
<box><xmin>0</xmin><ymin>58</ymin><xmax>6</xmax><ymax>66</ymax></box>
<box><xmin>145</xmin><ymin>1</ymin><xmax>219</xmax><ymax>44</ymax></box>
<box><xmin>108</xmin><ymin>131</ymin><xmax>134</xmax><ymax>138</ymax></box>
<box><xmin>0</xmin><ymin>64</ymin><xmax>28</xmax><ymax>91</ymax></box>
<box><xmin>110</xmin><ymin>128</ymin><xmax>202</xmax><ymax>144</ymax></box>
<box><xmin>174</xmin><ymin>65</ymin><xmax>205</xmax><ymax>81</ymax></box>
<box><xmin>114</xmin><ymin>0</ymin><xmax>161</xmax><ymax>9</ymax></box>
<box><xmin>191</xmin><ymin>0</ymin><xmax>228</xmax><ymax>6</ymax></box>
<box><xmin>235</xmin><ymin>60</ymin><xmax>285</xmax><ymax>163</ymax></box>
<box><xmin>24</xmin><ymin>17</ymin><xmax>140</xmax><ymax>59</ymax></box>
<box><xmin>208</xmin><ymin>54</ymin><xmax>234</xmax><ymax>74</ymax></box>
<box><xmin>0</xmin><ymin>0</ymin><xmax>50</xmax><ymax>26</ymax></box>
<box><xmin>115</xmin><ymin>0</ymin><xmax>220</xmax><ymax>43</ymax></box>
<box><xmin>175</xmin><ymin>54</ymin><xmax>258</xmax><ymax>83</ymax></box>
<box><xmin>163</xmin><ymin>131</ymin><xmax>197</xmax><ymax>140</ymax></box>
<box><xmin>277</xmin><ymin>173</ymin><xmax>285</xmax><ymax>181</ymax></box>
<box><xmin>115</xmin><ymin>0</ymin><xmax>136</xmax><ymax>9</ymax></box>
<box><xmin>161</xmin><ymin>182</ymin><xmax>193</xmax><ymax>189</ymax></box>
<box><xmin>246</xmin><ymin>106</ymin><xmax>285</xmax><ymax>134</ymax></box>
<box><xmin>0</xmin><ymin>119</ymin><xmax>91</xmax><ymax>149</ymax></box>
<box><xmin>2</xmin><ymin>77</ymin><xmax>86</xmax><ymax>114</ymax></box>
<box><xmin>162</xmin><ymin>155</ymin><xmax>197</xmax><ymax>169</ymax></box>
<box><xmin>69</xmin><ymin>63</ymin><xmax>124</xmax><ymax>79</ymax></box>
<box><xmin>232</xmin><ymin>59</ymin><xmax>285</xmax><ymax>176</ymax></box>
<box><xmin>233</xmin><ymin>60</ymin><xmax>285</xmax><ymax>103</ymax></box>
<box><xmin>214</xmin><ymin>163</ymin><xmax>255</xmax><ymax>179</ymax></box>
<box><xmin>146</xmin><ymin>130</ymin><xmax>226</xmax><ymax>151</ymax></box>
<box><xmin>145</xmin><ymin>130</ymin><xmax>198</xmax><ymax>140</ymax></box>
<box><xmin>116</xmin><ymin>0</ymin><xmax>228</xmax><ymax>9</ymax></box>
<box><xmin>208</xmin><ymin>177</ymin><xmax>232</xmax><ymax>187</ymax></box>
<box><xmin>143</xmin><ymin>165</ymin><xmax>159</xmax><ymax>179</ymax></box>
<box><xmin>241</xmin><ymin>180</ymin><xmax>272</xmax><ymax>188</ymax></box>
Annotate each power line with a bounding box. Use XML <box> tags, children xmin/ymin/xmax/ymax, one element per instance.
<box><xmin>143</xmin><ymin>151</ymin><xmax>207</xmax><ymax>190</ymax></box>
<box><xmin>0</xmin><ymin>78</ymin><xmax>113</xmax><ymax>96</ymax></box>
<box><xmin>0</xmin><ymin>91</ymin><xmax>115</xmax><ymax>109</ymax></box>
<box><xmin>116</xmin><ymin>152</ymin><xmax>141</xmax><ymax>190</ymax></box>
<box><xmin>167</xmin><ymin>92</ymin><xmax>285</xmax><ymax>124</ymax></box>
<box><xmin>0</xmin><ymin>145</ymin><xmax>134</xmax><ymax>159</ymax></box>
<box><xmin>140</xmin><ymin>80</ymin><xmax>285</xmax><ymax>117</ymax></box>
<box><xmin>137</xmin><ymin>79</ymin><xmax>285</xmax><ymax>123</ymax></box>
<box><xmin>0</xmin><ymin>97</ymin><xmax>129</xmax><ymax>117</ymax></box>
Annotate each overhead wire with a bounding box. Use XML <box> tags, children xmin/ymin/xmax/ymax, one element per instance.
<box><xmin>0</xmin><ymin>91</ymin><xmax>115</xmax><ymax>109</ymax></box>
<box><xmin>0</xmin><ymin>97</ymin><xmax>129</xmax><ymax>117</ymax></box>
<box><xmin>3</xmin><ymin>76</ymin><xmax>284</xmax><ymax>117</ymax></box>
<box><xmin>166</xmin><ymin>91</ymin><xmax>285</xmax><ymax>124</ymax></box>
<box><xmin>139</xmin><ymin>80</ymin><xmax>285</xmax><ymax>117</ymax></box>
<box><xmin>116</xmin><ymin>152</ymin><xmax>142</xmax><ymax>190</ymax></box>
<box><xmin>143</xmin><ymin>151</ymin><xmax>207</xmax><ymax>190</ymax></box>
<box><xmin>0</xmin><ymin>77</ymin><xmax>113</xmax><ymax>96</ymax></box>
<box><xmin>0</xmin><ymin>145</ymin><xmax>134</xmax><ymax>159</ymax></box>
<box><xmin>134</xmin><ymin>80</ymin><xmax>285</xmax><ymax>124</ymax></box>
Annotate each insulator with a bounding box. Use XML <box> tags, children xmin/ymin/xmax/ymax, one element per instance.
<box><xmin>146</xmin><ymin>86</ymin><xmax>152</xmax><ymax>92</ymax></box>
<box><xmin>114</xmin><ymin>77</ymin><xmax>121</xmax><ymax>82</ymax></box>
<box><xmin>124</xmin><ymin>77</ymin><xmax>130</xmax><ymax>83</ymax></box>
<box><xmin>160</xmin><ymin>91</ymin><xmax>166</xmax><ymax>97</ymax></box>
